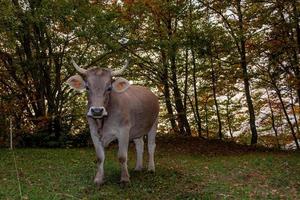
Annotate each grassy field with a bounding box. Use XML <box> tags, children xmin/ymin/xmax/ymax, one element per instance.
<box><xmin>0</xmin><ymin>138</ymin><xmax>300</xmax><ymax>200</ymax></box>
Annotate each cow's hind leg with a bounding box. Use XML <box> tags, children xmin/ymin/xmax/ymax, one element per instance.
<box><xmin>147</xmin><ymin>119</ymin><xmax>157</xmax><ymax>172</ymax></box>
<box><xmin>134</xmin><ymin>137</ymin><xmax>144</xmax><ymax>171</ymax></box>
<box><xmin>118</xmin><ymin>131</ymin><xmax>130</xmax><ymax>185</ymax></box>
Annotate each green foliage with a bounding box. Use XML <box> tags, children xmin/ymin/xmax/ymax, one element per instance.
<box><xmin>0</xmin><ymin>0</ymin><xmax>300</xmax><ymax>148</ymax></box>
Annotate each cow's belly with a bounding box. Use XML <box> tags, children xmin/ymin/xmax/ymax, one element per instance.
<box><xmin>128</xmin><ymin>111</ymin><xmax>157</xmax><ymax>140</ymax></box>
<box><xmin>129</xmin><ymin>124</ymin><xmax>152</xmax><ymax>140</ymax></box>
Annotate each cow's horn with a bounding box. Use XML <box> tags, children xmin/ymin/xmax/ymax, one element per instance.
<box><xmin>71</xmin><ymin>59</ymin><xmax>87</xmax><ymax>74</ymax></box>
<box><xmin>111</xmin><ymin>60</ymin><xmax>129</xmax><ymax>76</ymax></box>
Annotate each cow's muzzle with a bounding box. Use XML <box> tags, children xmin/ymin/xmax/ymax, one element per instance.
<box><xmin>87</xmin><ymin>106</ymin><xmax>108</xmax><ymax>119</ymax></box>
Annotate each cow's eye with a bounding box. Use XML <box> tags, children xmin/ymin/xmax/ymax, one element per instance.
<box><xmin>106</xmin><ymin>85</ymin><xmax>112</xmax><ymax>92</ymax></box>
<box><xmin>85</xmin><ymin>82</ymin><xmax>89</xmax><ymax>90</ymax></box>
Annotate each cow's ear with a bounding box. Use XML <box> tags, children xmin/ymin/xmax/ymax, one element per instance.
<box><xmin>66</xmin><ymin>75</ymin><xmax>86</xmax><ymax>92</ymax></box>
<box><xmin>112</xmin><ymin>77</ymin><xmax>130</xmax><ymax>93</ymax></box>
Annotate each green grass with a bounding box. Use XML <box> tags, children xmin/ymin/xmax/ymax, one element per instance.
<box><xmin>0</xmin><ymin>143</ymin><xmax>300</xmax><ymax>200</ymax></box>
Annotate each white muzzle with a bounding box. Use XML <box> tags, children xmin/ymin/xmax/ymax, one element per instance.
<box><xmin>87</xmin><ymin>106</ymin><xmax>108</xmax><ymax>119</ymax></box>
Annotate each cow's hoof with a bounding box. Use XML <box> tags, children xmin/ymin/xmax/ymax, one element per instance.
<box><xmin>119</xmin><ymin>180</ymin><xmax>131</xmax><ymax>188</ymax></box>
<box><xmin>147</xmin><ymin>169</ymin><xmax>155</xmax><ymax>174</ymax></box>
<box><xmin>134</xmin><ymin>167</ymin><xmax>143</xmax><ymax>172</ymax></box>
<box><xmin>94</xmin><ymin>179</ymin><xmax>104</xmax><ymax>188</ymax></box>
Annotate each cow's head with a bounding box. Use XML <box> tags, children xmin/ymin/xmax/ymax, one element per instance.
<box><xmin>67</xmin><ymin>60</ymin><xmax>130</xmax><ymax>119</ymax></box>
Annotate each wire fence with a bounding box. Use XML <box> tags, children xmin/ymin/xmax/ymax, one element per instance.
<box><xmin>12</xmin><ymin>150</ymin><xmax>23</xmax><ymax>200</ymax></box>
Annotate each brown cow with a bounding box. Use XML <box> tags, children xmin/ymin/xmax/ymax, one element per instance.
<box><xmin>66</xmin><ymin>60</ymin><xmax>159</xmax><ymax>186</ymax></box>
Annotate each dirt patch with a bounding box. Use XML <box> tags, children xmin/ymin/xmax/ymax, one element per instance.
<box><xmin>155</xmin><ymin>136</ymin><xmax>295</xmax><ymax>156</ymax></box>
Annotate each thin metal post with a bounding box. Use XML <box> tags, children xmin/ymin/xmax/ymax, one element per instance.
<box><xmin>10</xmin><ymin>117</ymin><xmax>13</xmax><ymax>150</ymax></box>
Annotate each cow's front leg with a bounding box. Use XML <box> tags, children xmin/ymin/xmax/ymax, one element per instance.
<box><xmin>88</xmin><ymin>119</ymin><xmax>105</xmax><ymax>186</ymax></box>
<box><xmin>93</xmin><ymin>143</ymin><xmax>105</xmax><ymax>186</ymax></box>
<box><xmin>117</xmin><ymin>130</ymin><xmax>130</xmax><ymax>184</ymax></box>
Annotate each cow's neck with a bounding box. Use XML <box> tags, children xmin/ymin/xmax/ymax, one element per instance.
<box><xmin>95</xmin><ymin>118</ymin><xmax>105</xmax><ymax>129</ymax></box>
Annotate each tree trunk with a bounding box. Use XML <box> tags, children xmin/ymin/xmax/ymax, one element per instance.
<box><xmin>184</xmin><ymin>49</ymin><xmax>189</xmax><ymax>111</ymax></box>
<box><xmin>273</xmin><ymin>81</ymin><xmax>299</xmax><ymax>149</ymax></box>
<box><xmin>266</xmin><ymin>89</ymin><xmax>280</xmax><ymax>149</ymax></box>
<box><xmin>169</xmin><ymin>43</ymin><xmax>191</xmax><ymax>136</ymax></box>
<box><xmin>160</xmin><ymin>50</ymin><xmax>179</xmax><ymax>133</ymax></box>
<box><xmin>289</xmin><ymin>87</ymin><xmax>300</xmax><ymax>138</ymax></box>
<box><xmin>278</xmin><ymin>0</ymin><xmax>300</xmax><ymax>121</ymax></box>
<box><xmin>226</xmin><ymin>95</ymin><xmax>233</xmax><ymax>138</ymax></box>
<box><xmin>236</xmin><ymin>0</ymin><xmax>258</xmax><ymax>144</ymax></box>
<box><xmin>211</xmin><ymin>58</ymin><xmax>222</xmax><ymax>139</ymax></box>
<box><xmin>292</xmin><ymin>0</ymin><xmax>300</xmax><ymax>55</ymax></box>
<box><xmin>204</xmin><ymin>98</ymin><xmax>209</xmax><ymax>139</ymax></box>
<box><xmin>188</xmin><ymin>0</ymin><xmax>202</xmax><ymax>137</ymax></box>
<box><xmin>191</xmin><ymin>49</ymin><xmax>202</xmax><ymax>137</ymax></box>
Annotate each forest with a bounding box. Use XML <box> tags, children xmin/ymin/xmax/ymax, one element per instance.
<box><xmin>0</xmin><ymin>0</ymin><xmax>300</xmax><ymax>149</ymax></box>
